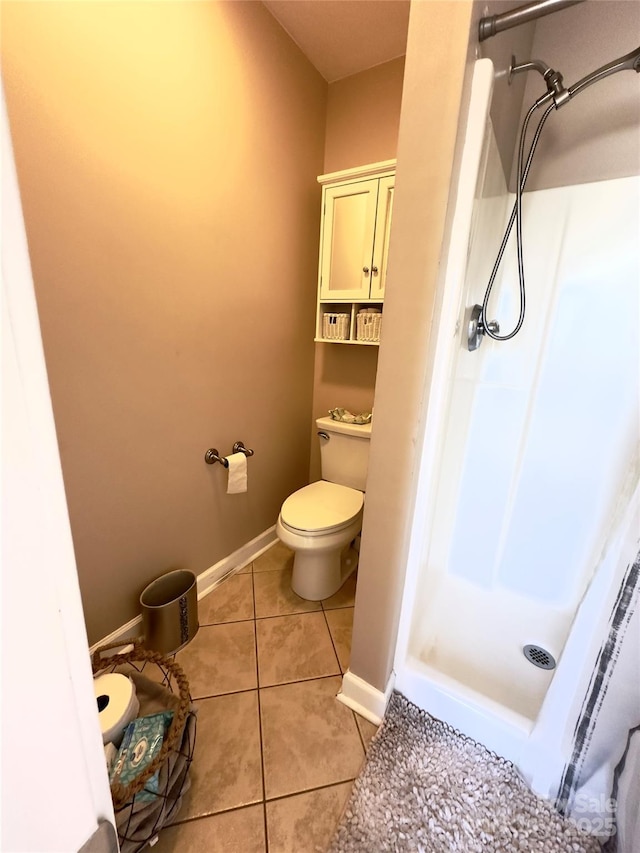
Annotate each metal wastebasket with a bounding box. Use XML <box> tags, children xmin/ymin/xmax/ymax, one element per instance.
<box><xmin>140</xmin><ymin>569</ymin><xmax>199</xmax><ymax>654</ymax></box>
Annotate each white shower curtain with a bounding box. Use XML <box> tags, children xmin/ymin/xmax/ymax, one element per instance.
<box><xmin>521</xmin><ymin>466</ymin><xmax>640</xmax><ymax>851</ymax></box>
<box><xmin>558</xmin><ymin>551</ymin><xmax>640</xmax><ymax>851</ymax></box>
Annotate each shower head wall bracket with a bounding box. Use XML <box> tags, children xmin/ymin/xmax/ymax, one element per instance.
<box><xmin>509</xmin><ymin>55</ymin><xmax>570</xmax><ymax>108</ymax></box>
<box><xmin>467</xmin><ymin>304</ymin><xmax>500</xmax><ymax>351</ymax></box>
<box><xmin>508</xmin><ymin>55</ymin><xmax>552</xmax><ymax>83</ymax></box>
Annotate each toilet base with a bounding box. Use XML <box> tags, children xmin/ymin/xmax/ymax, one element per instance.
<box><xmin>291</xmin><ymin>544</ymin><xmax>358</xmax><ymax>601</ymax></box>
<box><xmin>276</xmin><ymin>511</ymin><xmax>362</xmax><ymax>602</ymax></box>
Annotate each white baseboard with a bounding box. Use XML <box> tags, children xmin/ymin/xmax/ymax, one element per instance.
<box><xmin>90</xmin><ymin>526</ymin><xmax>278</xmax><ymax>655</ymax></box>
<box><xmin>337</xmin><ymin>669</ymin><xmax>396</xmax><ymax>725</ymax></box>
<box><xmin>89</xmin><ymin>614</ymin><xmax>144</xmax><ymax>655</ymax></box>
<box><xmin>196</xmin><ymin>525</ymin><xmax>277</xmax><ymax>599</ymax></box>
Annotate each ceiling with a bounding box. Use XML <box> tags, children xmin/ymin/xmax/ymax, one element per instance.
<box><xmin>262</xmin><ymin>0</ymin><xmax>411</xmax><ymax>83</ymax></box>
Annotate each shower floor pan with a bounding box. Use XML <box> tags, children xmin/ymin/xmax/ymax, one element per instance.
<box><xmin>396</xmin><ymin>576</ymin><xmax>574</xmax><ymax>763</ymax></box>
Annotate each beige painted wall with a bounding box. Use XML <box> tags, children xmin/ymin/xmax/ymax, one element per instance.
<box><xmin>2</xmin><ymin>0</ymin><xmax>327</xmax><ymax>644</ymax></box>
<box><xmin>515</xmin><ymin>0</ymin><xmax>640</xmax><ymax>190</ymax></box>
<box><xmin>323</xmin><ymin>56</ymin><xmax>406</xmax><ymax>174</ymax></box>
<box><xmin>348</xmin><ymin>0</ymin><xmax>475</xmax><ymax>691</ymax></box>
<box><xmin>310</xmin><ymin>56</ymin><xmax>405</xmax><ymax>480</ymax></box>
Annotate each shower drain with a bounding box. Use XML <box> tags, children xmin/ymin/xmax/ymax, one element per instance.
<box><xmin>523</xmin><ymin>644</ymin><xmax>556</xmax><ymax>670</ymax></box>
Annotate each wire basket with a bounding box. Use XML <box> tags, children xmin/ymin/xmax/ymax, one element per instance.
<box><xmin>92</xmin><ymin>640</ymin><xmax>196</xmax><ymax>853</ymax></box>
<box><xmin>322</xmin><ymin>312</ymin><xmax>350</xmax><ymax>340</ymax></box>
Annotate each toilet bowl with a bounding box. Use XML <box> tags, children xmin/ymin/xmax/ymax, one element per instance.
<box><xmin>276</xmin><ymin>480</ymin><xmax>363</xmax><ymax>600</ymax></box>
<box><xmin>277</xmin><ymin>415</ymin><xmax>372</xmax><ymax>600</ymax></box>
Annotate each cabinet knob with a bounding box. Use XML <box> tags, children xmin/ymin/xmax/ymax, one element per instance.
<box><xmin>363</xmin><ymin>266</ymin><xmax>370</xmax><ymax>275</ymax></box>
<box><xmin>372</xmin><ymin>266</ymin><xmax>379</xmax><ymax>275</ymax></box>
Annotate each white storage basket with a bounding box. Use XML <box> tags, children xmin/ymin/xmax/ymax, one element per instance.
<box><xmin>356</xmin><ymin>311</ymin><xmax>382</xmax><ymax>342</ymax></box>
<box><xmin>322</xmin><ymin>313</ymin><xmax>350</xmax><ymax>340</ymax></box>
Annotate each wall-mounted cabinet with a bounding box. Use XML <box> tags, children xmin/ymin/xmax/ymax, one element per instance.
<box><xmin>315</xmin><ymin>160</ymin><xmax>395</xmax><ymax>345</ymax></box>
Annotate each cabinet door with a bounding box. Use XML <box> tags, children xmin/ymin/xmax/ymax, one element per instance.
<box><xmin>320</xmin><ymin>179</ymin><xmax>378</xmax><ymax>300</ymax></box>
<box><xmin>370</xmin><ymin>175</ymin><xmax>394</xmax><ymax>299</ymax></box>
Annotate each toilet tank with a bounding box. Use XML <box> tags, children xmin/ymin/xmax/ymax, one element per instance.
<box><xmin>316</xmin><ymin>416</ymin><xmax>372</xmax><ymax>492</ymax></box>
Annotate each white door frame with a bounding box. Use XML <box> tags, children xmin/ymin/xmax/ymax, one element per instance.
<box><xmin>1</xmin><ymin>86</ymin><xmax>116</xmax><ymax>852</ymax></box>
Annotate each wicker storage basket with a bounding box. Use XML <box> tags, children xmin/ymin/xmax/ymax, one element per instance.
<box><xmin>356</xmin><ymin>311</ymin><xmax>382</xmax><ymax>342</ymax></box>
<box><xmin>322</xmin><ymin>312</ymin><xmax>350</xmax><ymax>340</ymax></box>
<box><xmin>92</xmin><ymin>641</ymin><xmax>196</xmax><ymax>853</ymax></box>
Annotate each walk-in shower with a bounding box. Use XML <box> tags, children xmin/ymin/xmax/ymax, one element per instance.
<box><xmin>469</xmin><ymin>44</ymin><xmax>640</xmax><ymax>350</ymax></box>
<box><xmin>393</xmin><ymin>0</ymin><xmax>640</xmax><ymax>780</ymax></box>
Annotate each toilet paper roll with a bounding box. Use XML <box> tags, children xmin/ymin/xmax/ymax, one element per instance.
<box><xmin>226</xmin><ymin>451</ymin><xmax>248</xmax><ymax>494</ymax></box>
<box><xmin>94</xmin><ymin>673</ymin><xmax>140</xmax><ymax>746</ymax></box>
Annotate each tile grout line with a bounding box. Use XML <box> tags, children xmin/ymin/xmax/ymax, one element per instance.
<box><xmin>168</xmin><ymin>800</ymin><xmax>264</xmax><ymax>829</ymax></box>
<box><xmin>261</xmin><ymin>672</ymin><xmax>344</xmax><ymax>689</ymax></box>
<box><xmin>191</xmin><ymin>671</ymin><xmax>347</xmax><ymax>704</ymax></box>
<box><xmin>321</xmin><ymin>605</ymin><xmax>344</xmax><ymax>676</ymax></box>
<box><xmin>253</xmin><ymin>555</ymin><xmax>359</xmax><ymax>849</ymax></box>
<box><xmin>198</xmin><ymin>616</ymin><xmax>255</xmax><ymax>627</ymax></box>
<box><xmin>352</xmin><ymin>707</ymin><xmax>368</xmax><ymax>754</ymax></box>
<box><xmin>253</xmin><ymin>606</ymin><xmax>351</xmax><ymax>622</ymax></box>
<box><xmin>263</xmin><ymin>776</ymin><xmax>358</xmax><ymax>806</ymax></box>
<box><xmin>251</xmin><ymin>564</ymin><xmax>270</xmax><ymax>853</ymax></box>
<box><xmin>199</xmin><ymin>606</ymin><xmax>356</xmax><ymax>629</ymax></box>
<box><xmin>189</xmin><ymin>684</ymin><xmax>264</xmax><ymax>702</ymax></box>
<box><xmin>185</xmin><ymin>553</ymin><xmax>359</xmax><ymax>847</ymax></box>
<box><xmin>319</xmin><ymin>606</ymin><xmax>367</xmax><ymax>754</ymax></box>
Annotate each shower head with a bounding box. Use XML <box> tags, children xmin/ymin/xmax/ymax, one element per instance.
<box><xmin>563</xmin><ymin>46</ymin><xmax>640</xmax><ymax>106</ymax></box>
<box><xmin>474</xmin><ymin>44</ymin><xmax>640</xmax><ymax>350</ymax></box>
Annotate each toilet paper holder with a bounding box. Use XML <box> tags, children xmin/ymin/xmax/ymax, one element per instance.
<box><xmin>204</xmin><ymin>442</ymin><xmax>254</xmax><ymax>467</ymax></box>
<box><xmin>232</xmin><ymin>441</ymin><xmax>254</xmax><ymax>458</ymax></box>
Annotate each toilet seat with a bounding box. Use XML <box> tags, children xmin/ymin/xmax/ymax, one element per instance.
<box><xmin>280</xmin><ymin>481</ymin><xmax>363</xmax><ymax>535</ymax></box>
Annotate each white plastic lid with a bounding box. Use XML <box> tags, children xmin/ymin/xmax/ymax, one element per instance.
<box><xmin>281</xmin><ymin>481</ymin><xmax>363</xmax><ymax>532</ymax></box>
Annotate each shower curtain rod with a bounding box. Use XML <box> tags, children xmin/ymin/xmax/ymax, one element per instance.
<box><xmin>478</xmin><ymin>0</ymin><xmax>585</xmax><ymax>42</ymax></box>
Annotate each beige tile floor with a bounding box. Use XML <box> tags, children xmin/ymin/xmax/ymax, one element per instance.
<box><xmin>153</xmin><ymin>541</ymin><xmax>378</xmax><ymax>853</ymax></box>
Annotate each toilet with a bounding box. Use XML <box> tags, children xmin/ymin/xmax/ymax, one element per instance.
<box><xmin>276</xmin><ymin>416</ymin><xmax>372</xmax><ymax>600</ymax></box>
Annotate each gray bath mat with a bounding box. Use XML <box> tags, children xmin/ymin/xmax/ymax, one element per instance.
<box><xmin>329</xmin><ymin>692</ymin><xmax>600</xmax><ymax>852</ymax></box>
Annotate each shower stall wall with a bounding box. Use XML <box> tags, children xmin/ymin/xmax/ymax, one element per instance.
<box><xmin>393</xmin><ymin>58</ymin><xmax>640</xmax><ymax>767</ymax></box>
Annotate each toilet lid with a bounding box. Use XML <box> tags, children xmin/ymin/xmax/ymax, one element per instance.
<box><xmin>281</xmin><ymin>481</ymin><xmax>363</xmax><ymax>533</ymax></box>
